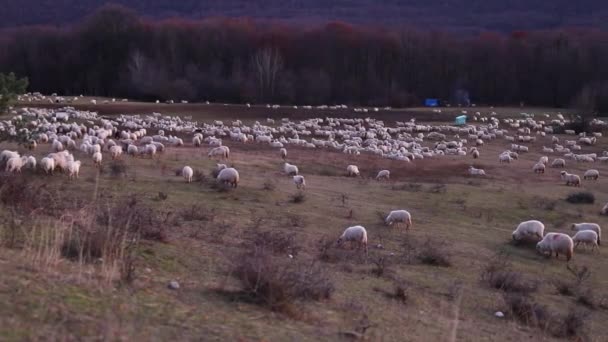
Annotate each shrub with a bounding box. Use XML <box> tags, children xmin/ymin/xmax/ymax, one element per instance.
<box><xmin>234</xmin><ymin>248</ymin><xmax>333</xmax><ymax>314</ymax></box>
<box><xmin>481</xmin><ymin>254</ymin><xmax>537</xmax><ymax>294</ymax></box>
<box><xmin>179</xmin><ymin>204</ymin><xmax>215</xmax><ymax>222</ymax></box>
<box><xmin>317</xmin><ymin>237</ymin><xmax>352</xmax><ymax>264</ymax></box>
<box><xmin>210</xmin><ymin>167</ymin><xmax>222</xmax><ymax>179</ymax></box>
<box><xmin>371</xmin><ymin>256</ymin><xmax>391</xmax><ymax>278</ymax></box>
<box><xmin>566</xmin><ymin>191</ymin><xmax>595</xmax><ymax>204</ymax></box>
<box><xmin>289</xmin><ymin>192</ymin><xmax>306</xmax><ymax>203</ymax></box>
<box><xmin>262</xmin><ymin>179</ymin><xmax>276</xmax><ymax>191</ymax></box>
<box><xmin>109</xmin><ymin>160</ymin><xmax>128</xmax><ymax>177</ymax></box>
<box><xmin>552</xmin><ymin>309</ymin><xmax>588</xmax><ymax>339</ymax></box>
<box><xmin>416</xmin><ymin>238</ymin><xmax>451</xmax><ymax>267</ymax></box>
<box><xmin>503</xmin><ymin>293</ymin><xmax>549</xmax><ymax>328</ymax></box>
<box><xmin>246</xmin><ymin>230</ymin><xmax>302</xmax><ymax>256</ymax></box>
<box><xmin>193</xmin><ymin>169</ymin><xmax>206</xmax><ymax>183</ymax></box>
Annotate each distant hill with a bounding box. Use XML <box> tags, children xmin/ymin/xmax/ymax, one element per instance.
<box><xmin>3</xmin><ymin>0</ymin><xmax>608</xmax><ymax>33</ymax></box>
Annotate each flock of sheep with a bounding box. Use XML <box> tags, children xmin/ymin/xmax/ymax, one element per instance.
<box><xmin>2</xmin><ymin>101</ymin><xmax>608</xmax><ymax>262</ymax></box>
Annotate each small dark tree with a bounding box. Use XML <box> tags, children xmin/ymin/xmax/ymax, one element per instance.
<box><xmin>0</xmin><ymin>72</ymin><xmax>28</xmax><ymax>114</ymax></box>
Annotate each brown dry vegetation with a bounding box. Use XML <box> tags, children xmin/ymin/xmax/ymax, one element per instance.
<box><xmin>0</xmin><ymin>105</ymin><xmax>607</xmax><ymax>341</ymax></box>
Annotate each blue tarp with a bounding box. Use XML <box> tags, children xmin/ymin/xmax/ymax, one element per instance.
<box><xmin>425</xmin><ymin>98</ymin><xmax>439</xmax><ymax>107</ymax></box>
<box><xmin>455</xmin><ymin>115</ymin><xmax>467</xmax><ymax>125</ymax></box>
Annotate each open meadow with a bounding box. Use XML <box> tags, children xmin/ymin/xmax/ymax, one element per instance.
<box><xmin>0</xmin><ymin>100</ymin><xmax>607</xmax><ymax>341</ymax></box>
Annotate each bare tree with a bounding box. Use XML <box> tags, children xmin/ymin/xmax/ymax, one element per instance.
<box><xmin>251</xmin><ymin>47</ymin><xmax>283</xmax><ymax>102</ymax></box>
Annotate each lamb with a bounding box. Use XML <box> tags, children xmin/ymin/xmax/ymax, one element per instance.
<box><xmin>40</xmin><ymin>157</ymin><xmax>55</xmax><ymax>174</ymax></box>
<box><xmin>560</xmin><ymin>171</ymin><xmax>581</xmax><ymax>187</ymax></box>
<box><xmin>532</xmin><ymin>162</ymin><xmax>545</xmax><ymax>174</ymax></box>
<box><xmin>336</xmin><ymin>225</ymin><xmax>368</xmax><ymax>255</ymax></box>
<box><xmin>208</xmin><ymin>146</ymin><xmax>230</xmax><ymax>160</ymax></box>
<box><xmin>109</xmin><ymin>145</ymin><xmax>123</xmax><ymax>160</ymax></box>
<box><xmin>572</xmin><ymin>230</ymin><xmax>599</xmax><ymax>252</ymax></box>
<box><xmin>346</xmin><ymin>165</ymin><xmax>360</xmax><ymax>177</ymax></box>
<box><xmin>66</xmin><ymin>160</ymin><xmax>81</xmax><ymax>179</ymax></box>
<box><xmin>182</xmin><ymin>166</ymin><xmax>194</xmax><ymax>183</ymax></box>
<box><xmin>468</xmin><ymin>166</ymin><xmax>486</xmax><ymax>176</ymax></box>
<box><xmin>92</xmin><ymin>152</ymin><xmax>102</xmax><ymax>166</ymax></box>
<box><xmin>571</xmin><ymin>223</ymin><xmax>601</xmax><ymax>245</ymax></box>
<box><xmin>293</xmin><ymin>175</ymin><xmax>306</xmax><ymax>190</ymax></box>
<box><xmin>385</xmin><ymin>210</ymin><xmax>412</xmax><ymax>230</ymax></box>
<box><xmin>283</xmin><ymin>162</ymin><xmax>299</xmax><ymax>176</ymax></box>
<box><xmin>551</xmin><ymin>158</ymin><xmax>566</xmax><ymax>168</ymax></box>
<box><xmin>512</xmin><ymin>220</ymin><xmax>545</xmax><ymax>242</ymax></box>
<box><xmin>536</xmin><ymin>233</ymin><xmax>574</xmax><ymax>261</ymax></box>
<box><xmin>217</xmin><ymin>167</ymin><xmax>239</xmax><ymax>188</ymax></box>
<box><xmin>583</xmin><ymin>169</ymin><xmax>599</xmax><ymax>180</ymax></box>
<box><xmin>279</xmin><ymin>148</ymin><xmax>287</xmax><ymax>160</ymax></box>
<box><xmin>376</xmin><ymin>170</ymin><xmax>390</xmax><ymax>181</ymax></box>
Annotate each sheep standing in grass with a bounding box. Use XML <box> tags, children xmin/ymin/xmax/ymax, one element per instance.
<box><xmin>109</xmin><ymin>145</ymin><xmax>123</xmax><ymax>160</ymax></box>
<box><xmin>376</xmin><ymin>170</ymin><xmax>390</xmax><ymax>181</ymax></box>
<box><xmin>293</xmin><ymin>175</ymin><xmax>306</xmax><ymax>190</ymax></box>
<box><xmin>280</xmin><ymin>148</ymin><xmax>287</xmax><ymax>160</ymax></box>
<box><xmin>532</xmin><ymin>162</ymin><xmax>545</xmax><ymax>174</ymax></box>
<box><xmin>572</xmin><ymin>230</ymin><xmax>599</xmax><ymax>252</ymax></box>
<box><xmin>560</xmin><ymin>171</ymin><xmax>581</xmax><ymax>187</ymax></box>
<box><xmin>127</xmin><ymin>145</ymin><xmax>138</xmax><ymax>156</ymax></box>
<box><xmin>217</xmin><ymin>168</ymin><xmax>239</xmax><ymax>188</ymax></box>
<box><xmin>551</xmin><ymin>158</ymin><xmax>566</xmax><ymax>168</ymax></box>
<box><xmin>472</xmin><ymin>150</ymin><xmax>480</xmax><ymax>159</ymax></box>
<box><xmin>571</xmin><ymin>223</ymin><xmax>601</xmax><ymax>245</ymax></box>
<box><xmin>583</xmin><ymin>169</ymin><xmax>599</xmax><ymax>180</ymax></box>
<box><xmin>512</xmin><ymin>220</ymin><xmax>545</xmax><ymax>242</ymax></box>
<box><xmin>182</xmin><ymin>166</ymin><xmax>194</xmax><ymax>183</ymax></box>
<box><xmin>538</xmin><ymin>156</ymin><xmax>549</xmax><ymax>165</ymax></box>
<box><xmin>536</xmin><ymin>233</ymin><xmax>574</xmax><ymax>261</ymax></box>
<box><xmin>25</xmin><ymin>156</ymin><xmax>36</xmax><ymax>170</ymax></box>
<box><xmin>468</xmin><ymin>166</ymin><xmax>486</xmax><ymax>176</ymax></box>
<box><xmin>40</xmin><ymin>157</ymin><xmax>55</xmax><ymax>174</ymax></box>
<box><xmin>346</xmin><ymin>165</ymin><xmax>360</xmax><ymax>177</ymax></box>
<box><xmin>208</xmin><ymin>146</ymin><xmax>230</xmax><ymax>160</ymax></box>
<box><xmin>5</xmin><ymin>156</ymin><xmax>26</xmax><ymax>173</ymax></box>
<box><xmin>67</xmin><ymin>160</ymin><xmax>81</xmax><ymax>179</ymax></box>
<box><xmin>336</xmin><ymin>225</ymin><xmax>368</xmax><ymax>255</ymax></box>
<box><xmin>284</xmin><ymin>162</ymin><xmax>299</xmax><ymax>176</ymax></box>
<box><xmin>92</xmin><ymin>152</ymin><xmax>102</xmax><ymax>166</ymax></box>
<box><xmin>385</xmin><ymin>210</ymin><xmax>412</xmax><ymax>230</ymax></box>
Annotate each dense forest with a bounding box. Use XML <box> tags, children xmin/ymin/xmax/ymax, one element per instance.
<box><xmin>1</xmin><ymin>5</ymin><xmax>608</xmax><ymax>110</ymax></box>
<box><xmin>3</xmin><ymin>0</ymin><xmax>608</xmax><ymax>33</ymax></box>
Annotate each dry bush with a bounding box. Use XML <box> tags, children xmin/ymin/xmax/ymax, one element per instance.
<box><xmin>174</xmin><ymin>168</ymin><xmax>182</xmax><ymax>176</ymax></box>
<box><xmin>289</xmin><ymin>192</ymin><xmax>306</xmax><ymax>204</ymax></box>
<box><xmin>503</xmin><ymin>293</ymin><xmax>549</xmax><ymax>328</ymax></box>
<box><xmin>427</xmin><ymin>183</ymin><xmax>447</xmax><ymax>194</ymax></box>
<box><xmin>210</xmin><ymin>167</ymin><xmax>222</xmax><ymax>179</ymax></box>
<box><xmin>209</xmin><ymin>181</ymin><xmax>231</xmax><ymax>192</ymax></box>
<box><xmin>193</xmin><ymin>169</ymin><xmax>206</xmax><ymax>183</ymax></box>
<box><xmin>317</xmin><ymin>237</ymin><xmax>353</xmax><ymax>264</ymax></box>
<box><xmin>262</xmin><ymin>179</ymin><xmax>276</xmax><ymax>191</ymax></box>
<box><xmin>552</xmin><ymin>309</ymin><xmax>588</xmax><ymax>339</ymax></box>
<box><xmin>245</xmin><ymin>230</ymin><xmax>302</xmax><ymax>257</ymax></box>
<box><xmin>233</xmin><ymin>248</ymin><xmax>334</xmax><ymax>314</ymax></box>
<box><xmin>416</xmin><ymin>238</ymin><xmax>451</xmax><ymax>267</ymax></box>
<box><xmin>179</xmin><ymin>204</ymin><xmax>215</xmax><ymax>222</ymax></box>
<box><xmin>391</xmin><ymin>183</ymin><xmax>422</xmax><ymax>192</ymax></box>
<box><xmin>481</xmin><ymin>254</ymin><xmax>537</xmax><ymax>294</ymax></box>
<box><xmin>370</xmin><ymin>256</ymin><xmax>392</xmax><ymax>278</ymax></box>
<box><xmin>109</xmin><ymin>160</ymin><xmax>128</xmax><ymax>177</ymax></box>
<box><xmin>566</xmin><ymin>191</ymin><xmax>595</xmax><ymax>204</ymax></box>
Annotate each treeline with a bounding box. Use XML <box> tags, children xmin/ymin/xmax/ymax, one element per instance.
<box><xmin>1</xmin><ymin>5</ymin><xmax>608</xmax><ymax>110</ymax></box>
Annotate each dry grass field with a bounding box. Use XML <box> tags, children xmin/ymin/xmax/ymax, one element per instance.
<box><xmin>0</xmin><ymin>102</ymin><xmax>606</xmax><ymax>341</ymax></box>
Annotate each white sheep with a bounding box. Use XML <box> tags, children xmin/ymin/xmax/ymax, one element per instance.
<box><xmin>560</xmin><ymin>171</ymin><xmax>581</xmax><ymax>187</ymax></box>
<box><xmin>92</xmin><ymin>152</ymin><xmax>102</xmax><ymax>166</ymax></box>
<box><xmin>216</xmin><ymin>163</ymin><xmax>227</xmax><ymax>171</ymax></box>
<box><xmin>551</xmin><ymin>158</ymin><xmax>566</xmax><ymax>168</ymax></box>
<box><xmin>512</xmin><ymin>220</ymin><xmax>545</xmax><ymax>242</ymax></box>
<box><xmin>127</xmin><ymin>144</ymin><xmax>138</xmax><ymax>156</ymax></box>
<box><xmin>208</xmin><ymin>146</ymin><xmax>230</xmax><ymax>160</ymax></box>
<box><xmin>572</xmin><ymin>230</ymin><xmax>599</xmax><ymax>252</ymax></box>
<box><xmin>571</xmin><ymin>223</ymin><xmax>601</xmax><ymax>245</ymax></box>
<box><xmin>536</xmin><ymin>233</ymin><xmax>574</xmax><ymax>261</ymax></box>
<box><xmin>385</xmin><ymin>210</ymin><xmax>412</xmax><ymax>230</ymax></box>
<box><xmin>336</xmin><ymin>225</ymin><xmax>368</xmax><ymax>255</ymax></box>
<box><xmin>468</xmin><ymin>166</ymin><xmax>486</xmax><ymax>176</ymax></box>
<box><xmin>376</xmin><ymin>170</ymin><xmax>390</xmax><ymax>181</ymax></box>
<box><xmin>5</xmin><ymin>156</ymin><xmax>26</xmax><ymax>173</ymax></box>
<box><xmin>538</xmin><ymin>156</ymin><xmax>549</xmax><ymax>165</ymax></box>
<box><xmin>601</xmin><ymin>203</ymin><xmax>608</xmax><ymax>216</ymax></box>
<box><xmin>40</xmin><ymin>157</ymin><xmax>55</xmax><ymax>174</ymax></box>
<box><xmin>293</xmin><ymin>175</ymin><xmax>306</xmax><ymax>190</ymax></box>
<box><xmin>217</xmin><ymin>167</ymin><xmax>239</xmax><ymax>188</ymax></box>
<box><xmin>52</xmin><ymin>140</ymin><xmax>64</xmax><ymax>152</ymax></box>
<box><xmin>279</xmin><ymin>148</ymin><xmax>287</xmax><ymax>160</ymax></box>
<box><xmin>472</xmin><ymin>150</ymin><xmax>480</xmax><ymax>159</ymax></box>
<box><xmin>67</xmin><ymin>160</ymin><xmax>81</xmax><ymax>179</ymax></box>
<box><xmin>583</xmin><ymin>169</ymin><xmax>599</xmax><ymax>180</ymax></box>
<box><xmin>532</xmin><ymin>162</ymin><xmax>545</xmax><ymax>174</ymax></box>
<box><xmin>346</xmin><ymin>165</ymin><xmax>360</xmax><ymax>177</ymax></box>
<box><xmin>182</xmin><ymin>166</ymin><xmax>194</xmax><ymax>183</ymax></box>
<box><xmin>283</xmin><ymin>162</ymin><xmax>299</xmax><ymax>176</ymax></box>
<box><xmin>25</xmin><ymin>156</ymin><xmax>36</xmax><ymax>169</ymax></box>
<box><xmin>109</xmin><ymin>145</ymin><xmax>123</xmax><ymax>160</ymax></box>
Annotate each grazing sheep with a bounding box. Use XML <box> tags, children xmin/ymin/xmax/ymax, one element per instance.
<box><xmin>472</xmin><ymin>150</ymin><xmax>480</xmax><ymax>159</ymax></box>
<box><xmin>127</xmin><ymin>144</ymin><xmax>138</xmax><ymax>156</ymax></box>
<box><xmin>385</xmin><ymin>210</ymin><xmax>412</xmax><ymax>230</ymax></box>
<box><xmin>279</xmin><ymin>148</ymin><xmax>287</xmax><ymax>160</ymax></box>
<box><xmin>92</xmin><ymin>152</ymin><xmax>102</xmax><ymax>166</ymax></box>
<box><xmin>572</xmin><ymin>230</ymin><xmax>599</xmax><ymax>252</ymax></box>
<box><xmin>67</xmin><ymin>160</ymin><xmax>81</xmax><ymax>179</ymax></box>
<box><xmin>602</xmin><ymin>203</ymin><xmax>608</xmax><ymax>216</ymax></box>
<box><xmin>208</xmin><ymin>146</ymin><xmax>230</xmax><ymax>160</ymax></box>
<box><xmin>560</xmin><ymin>171</ymin><xmax>581</xmax><ymax>187</ymax></box>
<box><xmin>538</xmin><ymin>156</ymin><xmax>549</xmax><ymax>165</ymax></box>
<box><xmin>293</xmin><ymin>175</ymin><xmax>306</xmax><ymax>190</ymax></box>
<box><xmin>217</xmin><ymin>167</ymin><xmax>239</xmax><ymax>188</ymax></box>
<box><xmin>283</xmin><ymin>162</ymin><xmax>299</xmax><ymax>176</ymax></box>
<box><xmin>571</xmin><ymin>223</ymin><xmax>601</xmax><ymax>245</ymax></box>
<box><xmin>376</xmin><ymin>170</ymin><xmax>390</xmax><ymax>181</ymax></box>
<box><xmin>336</xmin><ymin>225</ymin><xmax>368</xmax><ymax>255</ymax></box>
<box><xmin>25</xmin><ymin>156</ymin><xmax>36</xmax><ymax>169</ymax></box>
<box><xmin>532</xmin><ymin>162</ymin><xmax>545</xmax><ymax>174</ymax></box>
<box><xmin>52</xmin><ymin>140</ymin><xmax>64</xmax><ymax>152</ymax></box>
<box><xmin>583</xmin><ymin>169</ymin><xmax>599</xmax><ymax>180</ymax></box>
<box><xmin>536</xmin><ymin>233</ymin><xmax>574</xmax><ymax>261</ymax></box>
<box><xmin>40</xmin><ymin>157</ymin><xmax>55</xmax><ymax>174</ymax></box>
<box><xmin>468</xmin><ymin>166</ymin><xmax>485</xmax><ymax>176</ymax></box>
<box><xmin>5</xmin><ymin>156</ymin><xmax>26</xmax><ymax>173</ymax></box>
<box><xmin>109</xmin><ymin>145</ymin><xmax>123</xmax><ymax>160</ymax></box>
<box><xmin>499</xmin><ymin>153</ymin><xmax>513</xmax><ymax>163</ymax></box>
<box><xmin>512</xmin><ymin>220</ymin><xmax>545</xmax><ymax>242</ymax></box>
<box><xmin>346</xmin><ymin>165</ymin><xmax>360</xmax><ymax>177</ymax></box>
<box><xmin>551</xmin><ymin>158</ymin><xmax>566</xmax><ymax>168</ymax></box>
<box><xmin>182</xmin><ymin>166</ymin><xmax>194</xmax><ymax>183</ymax></box>
<box><xmin>216</xmin><ymin>163</ymin><xmax>227</xmax><ymax>171</ymax></box>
